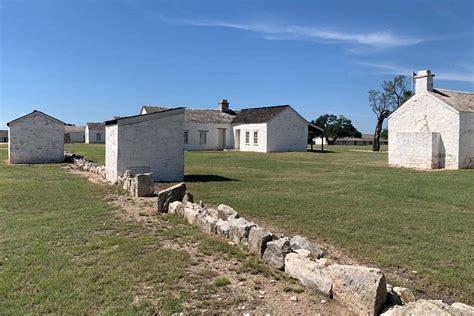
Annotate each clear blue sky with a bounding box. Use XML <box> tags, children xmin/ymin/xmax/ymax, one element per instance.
<box><xmin>1</xmin><ymin>0</ymin><xmax>473</xmax><ymax>132</ymax></box>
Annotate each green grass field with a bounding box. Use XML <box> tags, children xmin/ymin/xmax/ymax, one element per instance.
<box><xmin>64</xmin><ymin>143</ymin><xmax>474</xmax><ymax>303</ymax></box>
<box><xmin>0</xmin><ymin>143</ymin><xmax>276</xmax><ymax>313</ymax></box>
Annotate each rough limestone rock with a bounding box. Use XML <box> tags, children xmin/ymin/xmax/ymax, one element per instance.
<box><xmin>393</xmin><ymin>287</ymin><xmax>415</xmax><ymax>305</ymax></box>
<box><xmin>386</xmin><ymin>284</ymin><xmax>402</xmax><ymax>306</ymax></box>
<box><xmin>284</xmin><ymin>253</ymin><xmax>332</xmax><ymax>295</ymax></box>
<box><xmin>451</xmin><ymin>302</ymin><xmax>474</xmax><ymax>314</ymax></box>
<box><xmin>182</xmin><ymin>192</ymin><xmax>194</xmax><ymax>204</ymax></box>
<box><xmin>327</xmin><ymin>264</ymin><xmax>387</xmax><ymax>315</ymax></box>
<box><xmin>132</xmin><ymin>173</ymin><xmax>155</xmax><ymax>197</ymax></box>
<box><xmin>248</xmin><ymin>226</ymin><xmax>273</xmax><ymax>257</ymax></box>
<box><xmin>381</xmin><ymin>299</ymin><xmax>467</xmax><ymax>316</ymax></box>
<box><xmin>290</xmin><ymin>235</ymin><xmax>324</xmax><ymax>259</ymax></box>
<box><xmin>168</xmin><ymin>201</ymin><xmax>183</xmax><ymax>214</ymax></box>
<box><xmin>197</xmin><ymin>214</ymin><xmax>218</xmax><ymax>234</ymax></box>
<box><xmin>182</xmin><ymin>204</ymin><xmax>201</xmax><ymax>225</ymax></box>
<box><xmin>217</xmin><ymin>204</ymin><xmax>240</xmax><ymax>220</ymax></box>
<box><xmin>215</xmin><ymin>219</ymin><xmax>230</xmax><ymax>238</ymax></box>
<box><xmin>262</xmin><ymin>238</ymin><xmax>292</xmax><ymax>270</ymax></box>
<box><xmin>228</xmin><ymin>217</ymin><xmax>255</xmax><ymax>246</ymax></box>
<box><xmin>157</xmin><ymin>182</ymin><xmax>186</xmax><ymax>213</ymax></box>
<box><xmin>205</xmin><ymin>207</ymin><xmax>220</xmax><ymax>219</ymax></box>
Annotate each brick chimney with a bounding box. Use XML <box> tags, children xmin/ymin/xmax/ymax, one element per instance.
<box><xmin>218</xmin><ymin>99</ymin><xmax>229</xmax><ymax>112</ymax></box>
<box><xmin>414</xmin><ymin>69</ymin><xmax>434</xmax><ymax>94</ymax></box>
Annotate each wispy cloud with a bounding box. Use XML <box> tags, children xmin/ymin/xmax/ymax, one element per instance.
<box><xmin>182</xmin><ymin>19</ymin><xmax>424</xmax><ymax>49</ymax></box>
<box><xmin>356</xmin><ymin>62</ymin><xmax>474</xmax><ymax>83</ymax></box>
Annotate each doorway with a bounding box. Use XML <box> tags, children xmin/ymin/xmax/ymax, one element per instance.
<box><xmin>218</xmin><ymin>128</ymin><xmax>226</xmax><ymax>150</ymax></box>
<box><xmin>235</xmin><ymin>129</ymin><xmax>240</xmax><ymax>150</ymax></box>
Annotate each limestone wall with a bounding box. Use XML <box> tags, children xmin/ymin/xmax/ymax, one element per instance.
<box><xmin>388</xmin><ymin>94</ymin><xmax>460</xmax><ymax>169</ymax></box>
<box><xmin>85</xmin><ymin>127</ymin><xmax>105</xmax><ymax>144</ymax></box>
<box><xmin>391</xmin><ymin>132</ymin><xmax>441</xmax><ymax>169</ymax></box>
<box><xmin>267</xmin><ymin>107</ymin><xmax>308</xmax><ymax>152</ymax></box>
<box><xmin>8</xmin><ymin>113</ymin><xmax>64</xmax><ymax>164</ymax></box>
<box><xmin>233</xmin><ymin>123</ymin><xmax>268</xmax><ymax>152</ymax></box>
<box><xmin>184</xmin><ymin>122</ymin><xmax>234</xmax><ymax>151</ymax></box>
<box><xmin>459</xmin><ymin>112</ymin><xmax>474</xmax><ymax>169</ymax></box>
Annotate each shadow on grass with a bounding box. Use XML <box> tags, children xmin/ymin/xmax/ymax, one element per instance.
<box><xmin>185</xmin><ymin>174</ymin><xmax>239</xmax><ymax>183</ymax></box>
<box><xmin>307</xmin><ymin>149</ymin><xmax>336</xmax><ymax>154</ymax></box>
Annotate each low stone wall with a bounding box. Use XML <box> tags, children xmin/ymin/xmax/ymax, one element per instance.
<box><xmin>157</xmin><ymin>183</ymin><xmax>473</xmax><ymax>315</ymax></box>
<box><xmin>65</xmin><ymin>152</ymin><xmax>154</xmax><ymax>197</ymax></box>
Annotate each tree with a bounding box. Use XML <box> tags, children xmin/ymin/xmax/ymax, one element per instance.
<box><xmin>380</xmin><ymin>128</ymin><xmax>388</xmax><ymax>139</ymax></box>
<box><xmin>369</xmin><ymin>75</ymin><xmax>413</xmax><ymax>151</ymax></box>
<box><xmin>313</xmin><ymin>114</ymin><xmax>361</xmax><ymax>145</ymax></box>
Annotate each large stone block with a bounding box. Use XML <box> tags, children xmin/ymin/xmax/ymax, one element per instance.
<box><xmin>248</xmin><ymin>226</ymin><xmax>273</xmax><ymax>257</ymax></box>
<box><xmin>157</xmin><ymin>182</ymin><xmax>186</xmax><ymax>213</ymax></box>
<box><xmin>215</xmin><ymin>219</ymin><xmax>230</xmax><ymax>238</ymax></box>
<box><xmin>392</xmin><ymin>287</ymin><xmax>415</xmax><ymax>305</ymax></box>
<box><xmin>290</xmin><ymin>235</ymin><xmax>324</xmax><ymax>259</ymax></box>
<box><xmin>197</xmin><ymin>214</ymin><xmax>218</xmax><ymax>234</ymax></box>
<box><xmin>284</xmin><ymin>253</ymin><xmax>332</xmax><ymax>295</ymax></box>
<box><xmin>132</xmin><ymin>173</ymin><xmax>155</xmax><ymax>197</ymax></box>
<box><xmin>217</xmin><ymin>204</ymin><xmax>240</xmax><ymax>220</ymax></box>
<box><xmin>262</xmin><ymin>237</ymin><xmax>292</xmax><ymax>270</ymax></box>
<box><xmin>168</xmin><ymin>201</ymin><xmax>183</xmax><ymax>214</ymax></box>
<box><xmin>228</xmin><ymin>217</ymin><xmax>255</xmax><ymax>246</ymax></box>
<box><xmin>382</xmin><ymin>299</ymin><xmax>468</xmax><ymax>316</ymax></box>
<box><xmin>327</xmin><ymin>264</ymin><xmax>387</xmax><ymax>315</ymax></box>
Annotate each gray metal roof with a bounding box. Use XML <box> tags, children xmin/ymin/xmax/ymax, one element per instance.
<box><xmin>142</xmin><ymin>106</ymin><xmax>237</xmax><ymax>124</ymax></box>
<box><xmin>430</xmin><ymin>89</ymin><xmax>474</xmax><ymax>113</ymax></box>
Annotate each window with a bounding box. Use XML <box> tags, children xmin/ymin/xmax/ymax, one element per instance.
<box><xmin>253</xmin><ymin>131</ymin><xmax>258</xmax><ymax>145</ymax></box>
<box><xmin>199</xmin><ymin>131</ymin><xmax>207</xmax><ymax>144</ymax></box>
<box><xmin>96</xmin><ymin>133</ymin><xmax>102</xmax><ymax>141</ymax></box>
<box><xmin>184</xmin><ymin>130</ymin><xmax>189</xmax><ymax>144</ymax></box>
<box><xmin>245</xmin><ymin>131</ymin><xmax>250</xmax><ymax>144</ymax></box>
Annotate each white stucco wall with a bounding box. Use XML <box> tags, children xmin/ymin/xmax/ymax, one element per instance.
<box><xmin>67</xmin><ymin>132</ymin><xmax>85</xmax><ymax>143</ymax></box>
<box><xmin>391</xmin><ymin>132</ymin><xmax>441</xmax><ymax>169</ymax></box>
<box><xmin>85</xmin><ymin>126</ymin><xmax>105</xmax><ymax>144</ymax></box>
<box><xmin>459</xmin><ymin>112</ymin><xmax>474</xmax><ymax>169</ymax></box>
<box><xmin>105</xmin><ymin>110</ymin><xmax>184</xmax><ymax>183</ymax></box>
<box><xmin>233</xmin><ymin>123</ymin><xmax>268</xmax><ymax>152</ymax></box>
<box><xmin>8</xmin><ymin>113</ymin><xmax>64</xmax><ymax>164</ymax></box>
<box><xmin>184</xmin><ymin>122</ymin><xmax>234</xmax><ymax>151</ymax></box>
<box><xmin>267</xmin><ymin>107</ymin><xmax>308</xmax><ymax>152</ymax></box>
<box><xmin>388</xmin><ymin>94</ymin><xmax>460</xmax><ymax>169</ymax></box>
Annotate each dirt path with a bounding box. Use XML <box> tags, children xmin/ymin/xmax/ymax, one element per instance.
<box><xmin>65</xmin><ymin>165</ymin><xmax>351</xmax><ymax>314</ymax></box>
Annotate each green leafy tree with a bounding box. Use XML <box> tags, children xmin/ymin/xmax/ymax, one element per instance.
<box><xmin>313</xmin><ymin>114</ymin><xmax>361</xmax><ymax>145</ymax></box>
<box><xmin>370</xmin><ymin>75</ymin><xmax>413</xmax><ymax>151</ymax></box>
<box><xmin>380</xmin><ymin>128</ymin><xmax>388</xmax><ymax>139</ymax></box>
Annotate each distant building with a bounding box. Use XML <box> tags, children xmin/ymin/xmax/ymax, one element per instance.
<box><xmin>0</xmin><ymin>130</ymin><xmax>7</xmax><ymax>143</ymax></box>
<box><xmin>65</xmin><ymin>125</ymin><xmax>85</xmax><ymax>143</ymax></box>
<box><xmin>7</xmin><ymin>110</ymin><xmax>65</xmax><ymax>164</ymax></box>
<box><xmin>333</xmin><ymin>134</ymin><xmax>387</xmax><ymax>146</ymax></box>
<box><xmin>389</xmin><ymin>69</ymin><xmax>474</xmax><ymax>169</ymax></box>
<box><xmin>141</xmin><ymin>100</ymin><xmax>320</xmax><ymax>153</ymax></box>
<box><xmin>85</xmin><ymin>122</ymin><xmax>105</xmax><ymax>144</ymax></box>
<box><xmin>105</xmin><ymin>108</ymin><xmax>185</xmax><ymax>183</ymax></box>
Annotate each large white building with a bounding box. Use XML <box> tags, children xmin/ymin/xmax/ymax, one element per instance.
<box><xmin>65</xmin><ymin>125</ymin><xmax>85</xmax><ymax>143</ymax></box>
<box><xmin>7</xmin><ymin>110</ymin><xmax>65</xmax><ymax>164</ymax></box>
<box><xmin>388</xmin><ymin>70</ymin><xmax>474</xmax><ymax>169</ymax></box>
<box><xmin>141</xmin><ymin>100</ymin><xmax>320</xmax><ymax>153</ymax></box>
<box><xmin>105</xmin><ymin>108</ymin><xmax>185</xmax><ymax>183</ymax></box>
<box><xmin>85</xmin><ymin>122</ymin><xmax>105</xmax><ymax>144</ymax></box>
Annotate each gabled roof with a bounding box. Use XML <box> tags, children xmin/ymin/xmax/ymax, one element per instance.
<box><xmin>0</xmin><ymin>130</ymin><xmax>8</xmax><ymax>137</ymax></box>
<box><xmin>65</xmin><ymin>125</ymin><xmax>85</xmax><ymax>133</ymax></box>
<box><xmin>429</xmin><ymin>89</ymin><xmax>474</xmax><ymax>113</ymax></box>
<box><xmin>231</xmin><ymin>105</ymin><xmax>290</xmax><ymax>124</ymax></box>
<box><xmin>106</xmin><ymin>107</ymin><xmax>185</xmax><ymax>126</ymax></box>
<box><xmin>142</xmin><ymin>105</ymin><xmax>237</xmax><ymax>124</ymax></box>
<box><xmin>86</xmin><ymin>122</ymin><xmax>105</xmax><ymax>130</ymax></box>
<box><xmin>7</xmin><ymin>110</ymin><xmax>64</xmax><ymax>126</ymax></box>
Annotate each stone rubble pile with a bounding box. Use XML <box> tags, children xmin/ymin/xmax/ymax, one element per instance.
<box><xmin>157</xmin><ymin>184</ymin><xmax>474</xmax><ymax>315</ymax></box>
<box><xmin>65</xmin><ymin>152</ymin><xmax>106</xmax><ymax>178</ymax></box>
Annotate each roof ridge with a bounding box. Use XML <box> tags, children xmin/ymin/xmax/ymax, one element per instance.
<box><xmin>435</xmin><ymin>88</ymin><xmax>474</xmax><ymax>94</ymax></box>
<box><xmin>240</xmin><ymin>105</ymin><xmax>290</xmax><ymax>111</ymax></box>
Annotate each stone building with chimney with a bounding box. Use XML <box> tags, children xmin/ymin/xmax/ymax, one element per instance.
<box><xmin>388</xmin><ymin>69</ymin><xmax>474</xmax><ymax>169</ymax></box>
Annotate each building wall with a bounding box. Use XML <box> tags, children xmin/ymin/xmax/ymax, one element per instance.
<box><xmin>391</xmin><ymin>132</ymin><xmax>441</xmax><ymax>169</ymax></box>
<box><xmin>267</xmin><ymin>107</ymin><xmax>308</xmax><ymax>152</ymax></box>
<box><xmin>388</xmin><ymin>94</ymin><xmax>460</xmax><ymax>169</ymax></box>
<box><xmin>233</xmin><ymin>123</ymin><xmax>268</xmax><ymax>152</ymax></box>
<box><xmin>67</xmin><ymin>131</ymin><xmax>85</xmax><ymax>143</ymax></box>
<box><xmin>8</xmin><ymin>113</ymin><xmax>64</xmax><ymax>164</ymax></box>
<box><xmin>0</xmin><ymin>137</ymin><xmax>7</xmax><ymax>143</ymax></box>
<box><xmin>184</xmin><ymin>122</ymin><xmax>234</xmax><ymax>151</ymax></box>
<box><xmin>459</xmin><ymin>112</ymin><xmax>474</xmax><ymax>169</ymax></box>
<box><xmin>106</xmin><ymin>111</ymin><xmax>184</xmax><ymax>183</ymax></box>
<box><xmin>85</xmin><ymin>127</ymin><xmax>105</xmax><ymax>144</ymax></box>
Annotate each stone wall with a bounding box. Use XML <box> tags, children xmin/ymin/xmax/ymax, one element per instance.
<box><xmin>388</xmin><ymin>94</ymin><xmax>460</xmax><ymax>169</ymax></box>
<box><xmin>459</xmin><ymin>112</ymin><xmax>474</xmax><ymax>169</ymax></box>
<box><xmin>267</xmin><ymin>107</ymin><xmax>308</xmax><ymax>152</ymax></box>
<box><xmin>391</xmin><ymin>132</ymin><xmax>441</xmax><ymax>169</ymax></box>
<box><xmin>233</xmin><ymin>123</ymin><xmax>268</xmax><ymax>152</ymax></box>
<box><xmin>9</xmin><ymin>113</ymin><xmax>64</xmax><ymax>164</ymax></box>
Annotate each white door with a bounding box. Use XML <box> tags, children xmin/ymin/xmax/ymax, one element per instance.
<box><xmin>218</xmin><ymin>128</ymin><xmax>226</xmax><ymax>150</ymax></box>
<box><xmin>235</xmin><ymin>129</ymin><xmax>240</xmax><ymax>149</ymax></box>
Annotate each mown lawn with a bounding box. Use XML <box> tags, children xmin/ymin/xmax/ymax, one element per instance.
<box><xmin>0</xmin><ymin>143</ymin><xmax>263</xmax><ymax>313</ymax></box>
<box><xmin>64</xmin><ymin>143</ymin><xmax>474</xmax><ymax>303</ymax></box>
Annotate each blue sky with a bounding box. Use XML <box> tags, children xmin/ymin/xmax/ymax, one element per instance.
<box><xmin>1</xmin><ymin>0</ymin><xmax>473</xmax><ymax>132</ymax></box>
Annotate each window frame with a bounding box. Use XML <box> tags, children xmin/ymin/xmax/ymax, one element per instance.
<box><xmin>199</xmin><ymin>130</ymin><xmax>208</xmax><ymax>144</ymax></box>
<box><xmin>184</xmin><ymin>130</ymin><xmax>189</xmax><ymax>144</ymax></box>
<box><xmin>253</xmin><ymin>131</ymin><xmax>258</xmax><ymax>145</ymax></box>
<box><xmin>96</xmin><ymin>133</ymin><xmax>102</xmax><ymax>141</ymax></box>
<box><xmin>245</xmin><ymin>131</ymin><xmax>250</xmax><ymax>145</ymax></box>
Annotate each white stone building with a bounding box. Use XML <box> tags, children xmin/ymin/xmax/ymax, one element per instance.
<box><xmin>7</xmin><ymin>110</ymin><xmax>65</xmax><ymax>164</ymax></box>
<box><xmin>65</xmin><ymin>125</ymin><xmax>85</xmax><ymax>143</ymax></box>
<box><xmin>0</xmin><ymin>130</ymin><xmax>7</xmax><ymax>143</ymax></box>
<box><xmin>105</xmin><ymin>108</ymin><xmax>185</xmax><ymax>183</ymax></box>
<box><xmin>85</xmin><ymin>122</ymin><xmax>105</xmax><ymax>144</ymax></box>
<box><xmin>388</xmin><ymin>70</ymin><xmax>474</xmax><ymax>169</ymax></box>
<box><xmin>142</xmin><ymin>100</ymin><xmax>320</xmax><ymax>153</ymax></box>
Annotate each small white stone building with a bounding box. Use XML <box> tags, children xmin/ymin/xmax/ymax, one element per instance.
<box><xmin>142</xmin><ymin>100</ymin><xmax>319</xmax><ymax>153</ymax></box>
<box><xmin>105</xmin><ymin>108</ymin><xmax>185</xmax><ymax>183</ymax></box>
<box><xmin>85</xmin><ymin>122</ymin><xmax>105</xmax><ymax>144</ymax></box>
<box><xmin>65</xmin><ymin>125</ymin><xmax>85</xmax><ymax>143</ymax></box>
<box><xmin>388</xmin><ymin>70</ymin><xmax>474</xmax><ymax>169</ymax></box>
<box><xmin>7</xmin><ymin>110</ymin><xmax>65</xmax><ymax>164</ymax></box>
